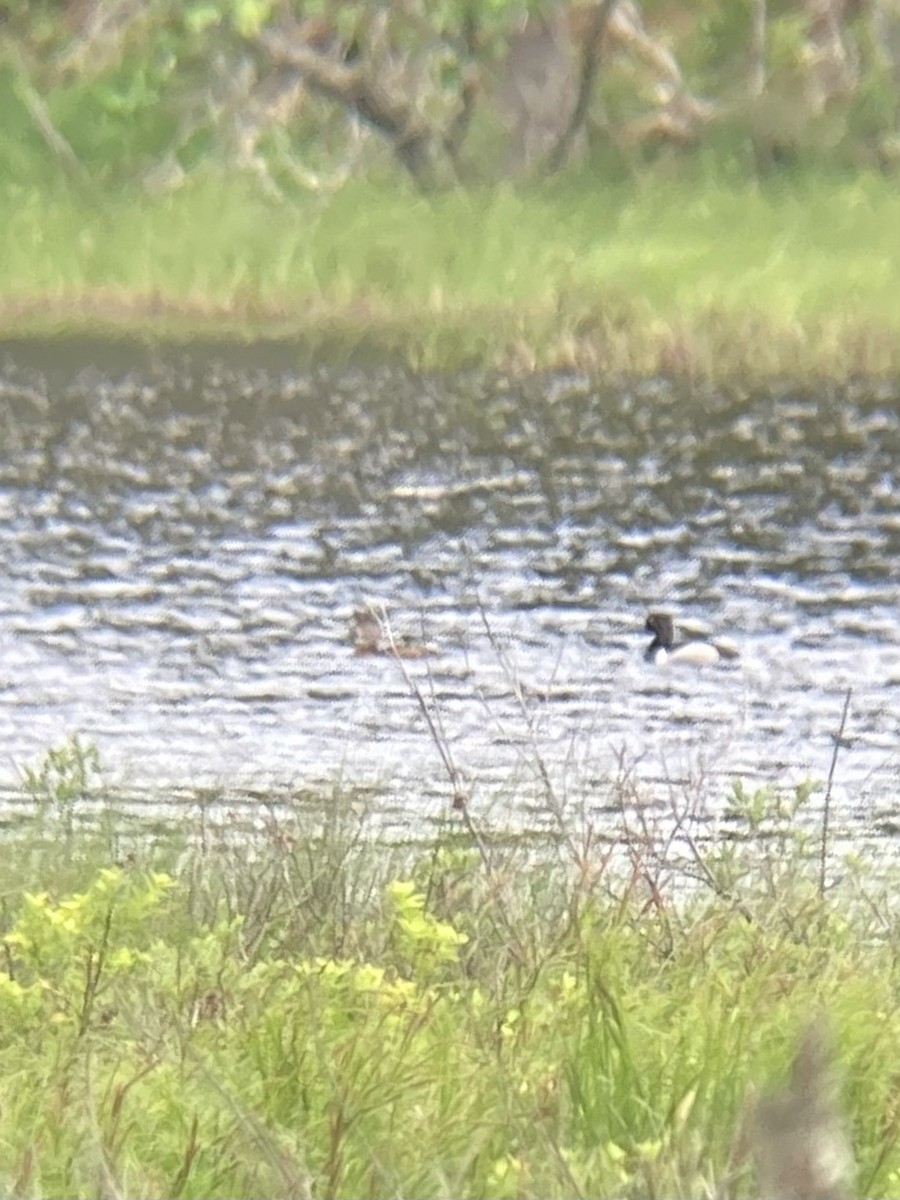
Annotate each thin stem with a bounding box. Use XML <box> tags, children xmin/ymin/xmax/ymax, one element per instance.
<box><xmin>819</xmin><ymin>687</ymin><xmax>851</xmax><ymax>898</ymax></box>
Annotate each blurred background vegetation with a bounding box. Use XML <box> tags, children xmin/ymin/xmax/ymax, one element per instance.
<box><xmin>2</xmin><ymin>0</ymin><xmax>899</xmax><ymax>196</ymax></box>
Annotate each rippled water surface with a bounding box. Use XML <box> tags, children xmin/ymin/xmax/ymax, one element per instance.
<box><xmin>0</xmin><ymin>341</ymin><xmax>897</xmax><ymax>845</ymax></box>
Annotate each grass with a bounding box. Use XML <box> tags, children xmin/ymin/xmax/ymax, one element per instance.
<box><xmin>2</xmin><ymin>165</ymin><xmax>900</xmax><ymax>376</ymax></box>
<box><xmin>2</xmin><ymin>735</ymin><xmax>900</xmax><ymax>1197</ymax></box>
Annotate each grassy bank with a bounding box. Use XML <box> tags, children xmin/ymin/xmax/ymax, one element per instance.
<box><xmin>2</xmin><ymin>740</ymin><xmax>900</xmax><ymax>1197</ymax></box>
<box><xmin>3</xmin><ymin>168</ymin><xmax>900</xmax><ymax>377</ymax></box>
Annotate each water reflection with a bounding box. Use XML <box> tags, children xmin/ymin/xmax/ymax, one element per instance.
<box><xmin>0</xmin><ymin>341</ymin><xmax>897</xmax><ymax>845</ymax></box>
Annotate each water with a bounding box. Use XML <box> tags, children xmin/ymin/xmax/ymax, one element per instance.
<box><xmin>0</xmin><ymin>341</ymin><xmax>897</xmax><ymax>846</ymax></box>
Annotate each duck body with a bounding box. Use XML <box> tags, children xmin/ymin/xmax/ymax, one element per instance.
<box><xmin>352</xmin><ymin>606</ymin><xmax>432</xmax><ymax>659</ymax></box>
<box><xmin>644</xmin><ymin>611</ymin><xmax>739</xmax><ymax>667</ymax></box>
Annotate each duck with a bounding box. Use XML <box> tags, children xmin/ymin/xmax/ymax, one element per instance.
<box><xmin>352</xmin><ymin>606</ymin><xmax>433</xmax><ymax>659</ymax></box>
<box><xmin>644</xmin><ymin>611</ymin><xmax>740</xmax><ymax>667</ymax></box>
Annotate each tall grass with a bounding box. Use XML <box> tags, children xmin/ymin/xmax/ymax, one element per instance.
<box><xmin>2</xmin><ymin>168</ymin><xmax>900</xmax><ymax>375</ymax></box>
<box><xmin>1</xmin><ymin>735</ymin><xmax>899</xmax><ymax>1197</ymax></box>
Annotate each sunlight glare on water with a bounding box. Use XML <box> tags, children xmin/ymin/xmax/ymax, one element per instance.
<box><xmin>0</xmin><ymin>342</ymin><xmax>897</xmax><ymax>846</ymax></box>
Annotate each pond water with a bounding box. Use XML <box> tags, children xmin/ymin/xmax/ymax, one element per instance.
<box><xmin>0</xmin><ymin>340</ymin><xmax>897</xmax><ymax>849</ymax></box>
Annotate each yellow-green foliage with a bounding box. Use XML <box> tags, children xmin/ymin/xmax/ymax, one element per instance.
<box><xmin>2</xmin><ymin>769</ymin><xmax>900</xmax><ymax>1198</ymax></box>
<box><xmin>1</xmin><ymin>867</ymin><xmax>173</xmax><ymax>1032</ymax></box>
<box><xmin>386</xmin><ymin>877</ymin><xmax>469</xmax><ymax>973</ymax></box>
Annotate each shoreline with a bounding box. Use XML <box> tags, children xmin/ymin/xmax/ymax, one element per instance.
<box><xmin>3</xmin><ymin>296</ymin><xmax>900</xmax><ymax>380</ymax></box>
<box><xmin>3</xmin><ymin>171</ymin><xmax>900</xmax><ymax>380</ymax></box>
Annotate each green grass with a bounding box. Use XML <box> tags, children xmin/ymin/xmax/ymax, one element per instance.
<box><xmin>2</xmin><ymin>737</ymin><xmax>900</xmax><ymax>1197</ymax></box>
<box><xmin>2</xmin><ymin>166</ymin><xmax>900</xmax><ymax>375</ymax></box>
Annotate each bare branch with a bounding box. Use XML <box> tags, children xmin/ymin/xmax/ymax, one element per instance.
<box><xmin>53</xmin><ymin>0</ymin><xmax>150</xmax><ymax>82</ymax></box>
<box><xmin>547</xmin><ymin>0</ymin><xmax>623</xmax><ymax>172</ymax></box>
<box><xmin>9</xmin><ymin>62</ymin><xmax>89</xmax><ymax>181</ymax></box>
<box><xmin>750</xmin><ymin>0</ymin><xmax>768</xmax><ymax>98</ymax></box>
<box><xmin>259</xmin><ymin>22</ymin><xmax>446</xmax><ymax>187</ymax></box>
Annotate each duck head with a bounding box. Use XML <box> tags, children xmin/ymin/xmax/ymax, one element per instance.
<box><xmin>645</xmin><ymin>611</ymin><xmax>675</xmax><ymax>650</ymax></box>
<box><xmin>352</xmin><ymin>607</ymin><xmax>384</xmax><ymax>655</ymax></box>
